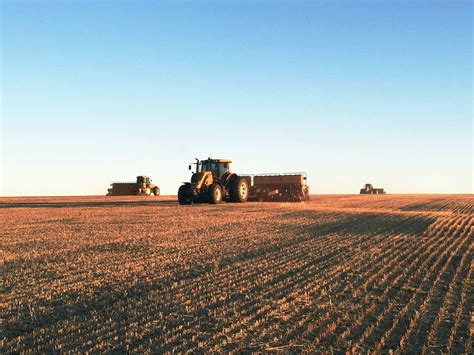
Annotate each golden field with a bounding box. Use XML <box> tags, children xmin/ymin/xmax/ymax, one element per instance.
<box><xmin>1</xmin><ymin>195</ymin><xmax>473</xmax><ymax>353</ymax></box>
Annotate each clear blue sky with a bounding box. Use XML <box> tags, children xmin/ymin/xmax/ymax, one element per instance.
<box><xmin>1</xmin><ymin>0</ymin><xmax>472</xmax><ymax>195</ymax></box>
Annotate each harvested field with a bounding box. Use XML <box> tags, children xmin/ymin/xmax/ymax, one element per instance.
<box><xmin>1</xmin><ymin>194</ymin><xmax>473</xmax><ymax>353</ymax></box>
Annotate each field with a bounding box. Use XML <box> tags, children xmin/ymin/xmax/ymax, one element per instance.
<box><xmin>1</xmin><ymin>194</ymin><xmax>473</xmax><ymax>353</ymax></box>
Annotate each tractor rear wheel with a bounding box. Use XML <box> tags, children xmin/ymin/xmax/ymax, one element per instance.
<box><xmin>153</xmin><ymin>186</ymin><xmax>160</xmax><ymax>196</ymax></box>
<box><xmin>230</xmin><ymin>176</ymin><xmax>249</xmax><ymax>203</ymax></box>
<box><xmin>208</xmin><ymin>184</ymin><xmax>223</xmax><ymax>204</ymax></box>
<box><xmin>178</xmin><ymin>185</ymin><xmax>192</xmax><ymax>205</ymax></box>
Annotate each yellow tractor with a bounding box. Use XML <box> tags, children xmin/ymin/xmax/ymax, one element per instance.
<box><xmin>136</xmin><ymin>176</ymin><xmax>160</xmax><ymax>196</ymax></box>
<box><xmin>178</xmin><ymin>158</ymin><xmax>249</xmax><ymax>205</ymax></box>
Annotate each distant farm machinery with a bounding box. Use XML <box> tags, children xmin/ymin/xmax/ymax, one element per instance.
<box><xmin>178</xmin><ymin>157</ymin><xmax>310</xmax><ymax>205</ymax></box>
<box><xmin>360</xmin><ymin>183</ymin><xmax>386</xmax><ymax>195</ymax></box>
<box><xmin>107</xmin><ymin>176</ymin><xmax>160</xmax><ymax>196</ymax></box>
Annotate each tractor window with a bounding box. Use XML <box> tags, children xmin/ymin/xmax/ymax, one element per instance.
<box><xmin>201</xmin><ymin>161</ymin><xmax>217</xmax><ymax>172</ymax></box>
<box><xmin>218</xmin><ymin>163</ymin><xmax>229</xmax><ymax>177</ymax></box>
<box><xmin>200</xmin><ymin>161</ymin><xmax>229</xmax><ymax>177</ymax></box>
<box><xmin>146</xmin><ymin>177</ymin><xmax>151</xmax><ymax>185</ymax></box>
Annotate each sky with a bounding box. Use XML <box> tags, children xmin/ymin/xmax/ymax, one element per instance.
<box><xmin>1</xmin><ymin>0</ymin><xmax>472</xmax><ymax>196</ymax></box>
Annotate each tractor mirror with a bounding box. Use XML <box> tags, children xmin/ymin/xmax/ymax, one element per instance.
<box><xmin>188</xmin><ymin>165</ymin><xmax>192</xmax><ymax>170</ymax></box>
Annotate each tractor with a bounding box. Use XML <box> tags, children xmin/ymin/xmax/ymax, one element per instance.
<box><xmin>136</xmin><ymin>176</ymin><xmax>160</xmax><ymax>196</ymax></box>
<box><xmin>107</xmin><ymin>175</ymin><xmax>160</xmax><ymax>196</ymax></box>
<box><xmin>360</xmin><ymin>183</ymin><xmax>386</xmax><ymax>195</ymax></box>
<box><xmin>178</xmin><ymin>158</ymin><xmax>249</xmax><ymax>205</ymax></box>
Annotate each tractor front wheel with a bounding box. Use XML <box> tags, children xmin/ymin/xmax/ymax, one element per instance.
<box><xmin>178</xmin><ymin>185</ymin><xmax>192</xmax><ymax>205</ymax></box>
<box><xmin>153</xmin><ymin>186</ymin><xmax>160</xmax><ymax>196</ymax></box>
<box><xmin>208</xmin><ymin>184</ymin><xmax>223</xmax><ymax>204</ymax></box>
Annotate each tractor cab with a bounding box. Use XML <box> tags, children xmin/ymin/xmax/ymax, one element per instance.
<box><xmin>136</xmin><ymin>176</ymin><xmax>151</xmax><ymax>186</ymax></box>
<box><xmin>199</xmin><ymin>158</ymin><xmax>232</xmax><ymax>179</ymax></box>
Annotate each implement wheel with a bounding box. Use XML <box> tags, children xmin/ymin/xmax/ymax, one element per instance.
<box><xmin>178</xmin><ymin>185</ymin><xmax>192</xmax><ymax>205</ymax></box>
<box><xmin>208</xmin><ymin>184</ymin><xmax>223</xmax><ymax>204</ymax></box>
<box><xmin>230</xmin><ymin>176</ymin><xmax>249</xmax><ymax>203</ymax></box>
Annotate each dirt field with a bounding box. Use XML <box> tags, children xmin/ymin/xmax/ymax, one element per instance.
<box><xmin>1</xmin><ymin>195</ymin><xmax>473</xmax><ymax>353</ymax></box>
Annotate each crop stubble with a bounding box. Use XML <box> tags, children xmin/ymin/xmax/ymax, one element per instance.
<box><xmin>1</xmin><ymin>194</ymin><xmax>473</xmax><ymax>353</ymax></box>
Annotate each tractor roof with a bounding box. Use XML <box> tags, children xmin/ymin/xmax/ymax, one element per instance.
<box><xmin>202</xmin><ymin>158</ymin><xmax>232</xmax><ymax>163</ymax></box>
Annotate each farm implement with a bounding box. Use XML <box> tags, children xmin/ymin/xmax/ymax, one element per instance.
<box><xmin>243</xmin><ymin>173</ymin><xmax>310</xmax><ymax>202</ymax></box>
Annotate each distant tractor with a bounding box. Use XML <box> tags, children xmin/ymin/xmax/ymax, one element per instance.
<box><xmin>107</xmin><ymin>176</ymin><xmax>160</xmax><ymax>196</ymax></box>
<box><xmin>360</xmin><ymin>183</ymin><xmax>386</xmax><ymax>195</ymax></box>
<box><xmin>178</xmin><ymin>158</ymin><xmax>249</xmax><ymax>205</ymax></box>
<box><xmin>178</xmin><ymin>157</ymin><xmax>310</xmax><ymax>205</ymax></box>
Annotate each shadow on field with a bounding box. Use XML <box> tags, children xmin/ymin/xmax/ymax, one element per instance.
<box><xmin>0</xmin><ymin>200</ymin><xmax>178</xmax><ymax>209</ymax></box>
